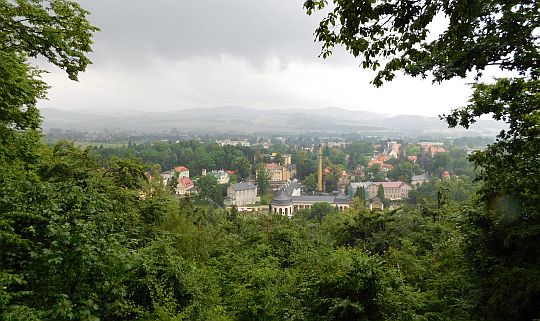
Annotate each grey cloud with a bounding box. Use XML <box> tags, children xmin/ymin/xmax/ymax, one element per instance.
<box><xmin>80</xmin><ymin>0</ymin><xmax>325</xmax><ymax>68</ymax></box>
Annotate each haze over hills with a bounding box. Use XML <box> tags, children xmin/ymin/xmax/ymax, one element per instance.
<box><xmin>40</xmin><ymin>106</ymin><xmax>505</xmax><ymax>136</ymax></box>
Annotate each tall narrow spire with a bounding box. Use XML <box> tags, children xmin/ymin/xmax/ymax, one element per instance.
<box><xmin>318</xmin><ymin>144</ymin><xmax>323</xmax><ymax>193</ymax></box>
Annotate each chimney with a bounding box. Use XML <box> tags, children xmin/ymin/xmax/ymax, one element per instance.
<box><xmin>318</xmin><ymin>144</ymin><xmax>323</xmax><ymax>193</ymax></box>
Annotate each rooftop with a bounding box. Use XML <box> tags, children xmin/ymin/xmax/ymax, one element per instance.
<box><xmin>272</xmin><ymin>191</ymin><xmax>293</xmax><ymax>206</ymax></box>
<box><xmin>178</xmin><ymin>176</ymin><xmax>194</xmax><ymax>189</ymax></box>
<box><xmin>373</xmin><ymin>181</ymin><xmax>407</xmax><ymax>188</ymax></box>
<box><xmin>230</xmin><ymin>182</ymin><xmax>257</xmax><ymax>191</ymax></box>
<box><xmin>283</xmin><ymin>181</ymin><xmax>301</xmax><ymax>195</ymax></box>
<box><xmin>265</xmin><ymin>163</ymin><xmax>281</xmax><ymax>170</ymax></box>
<box><xmin>174</xmin><ymin>166</ymin><xmax>189</xmax><ymax>173</ymax></box>
<box><xmin>412</xmin><ymin>174</ymin><xmax>428</xmax><ymax>181</ymax></box>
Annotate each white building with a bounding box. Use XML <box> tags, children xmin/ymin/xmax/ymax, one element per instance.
<box><xmin>208</xmin><ymin>170</ymin><xmax>230</xmax><ymax>184</ymax></box>
<box><xmin>175</xmin><ymin>177</ymin><xmax>195</xmax><ymax>196</ymax></box>
<box><xmin>216</xmin><ymin>139</ymin><xmax>250</xmax><ymax>147</ymax></box>
<box><xmin>174</xmin><ymin>166</ymin><xmax>190</xmax><ymax>179</ymax></box>
<box><xmin>271</xmin><ymin>191</ymin><xmax>350</xmax><ymax>218</ymax></box>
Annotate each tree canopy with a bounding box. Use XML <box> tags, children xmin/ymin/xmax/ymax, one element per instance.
<box><xmin>304</xmin><ymin>0</ymin><xmax>539</xmax><ymax>86</ymax></box>
<box><xmin>305</xmin><ymin>1</ymin><xmax>540</xmax><ymax>319</ymax></box>
<box><xmin>0</xmin><ymin>0</ymin><xmax>98</xmax><ymax>132</ymax></box>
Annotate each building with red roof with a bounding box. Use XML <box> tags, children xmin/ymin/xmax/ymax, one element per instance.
<box><xmin>175</xmin><ymin>176</ymin><xmax>194</xmax><ymax>196</ymax></box>
<box><xmin>174</xmin><ymin>166</ymin><xmax>190</xmax><ymax>179</ymax></box>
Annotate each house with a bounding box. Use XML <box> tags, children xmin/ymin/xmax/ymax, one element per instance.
<box><xmin>388</xmin><ymin>141</ymin><xmax>401</xmax><ymax>153</ymax></box>
<box><xmin>368</xmin><ymin>159</ymin><xmax>384</xmax><ymax>168</ymax></box>
<box><xmin>418</xmin><ymin>142</ymin><xmax>444</xmax><ymax>149</ymax></box>
<box><xmin>282</xmin><ymin>180</ymin><xmax>302</xmax><ymax>196</ymax></box>
<box><xmin>368</xmin><ymin>154</ymin><xmax>390</xmax><ymax>168</ymax></box>
<box><xmin>264</xmin><ymin>163</ymin><xmax>295</xmax><ymax>182</ymax></box>
<box><xmin>175</xmin><ymin>176</ymin><xmax>195</xmax><ymax>196</ymax></box>
<box><xmin>351</xmin><ymin>165</ymin><xmax>365</xmax><ymax>180</ymax></box>
<box><xmin>208</xmin><ymin>170</ymin><xmax>230</xmax><ymax>184</ymax></box>
<box><xmin>418</xmin><ymin>142</ymin><xmax>446</xmax><ymax>156</ymax></box>
<box><xmin>430</xmin><ymin>146</ymin><xmax>447</xmax><ymax>156</ymax></box>
<box><xmin>160</xmin><ymin>170</ymin><xmax>174</xmax><ymax>186</ymax></box>
<box><xmin>348</xmin><ymin>182</ymin><xmax>373</xmax><ymax>198</ymax></box>
<box><xmin>174</xmin><ymin>166</ymin><xmax>190</xmax><ymax>179</ymax></box>
<box><xmin>283</xmin><ymin>154</ymin><xmax>292</xmax><ymax>165</ymax></box>
<box><xmin>270</xmin><ymin>153</ymin><xmax>292</xmax><ymax>165</ymax></box>
<box><xmin>224</xmin><ymin>182</ymin><xmax>258</xmax><ymax>206</ymax></box>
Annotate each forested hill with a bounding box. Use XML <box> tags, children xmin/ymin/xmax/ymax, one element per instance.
<box><xmin>40</xmin><ymin>106</ymin><xmax>506</xmax><ymax>136</ymax></box>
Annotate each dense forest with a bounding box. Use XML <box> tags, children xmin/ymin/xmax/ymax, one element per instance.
<box><xmin>1</xmin><ymin>1</ymin><xmax>539</xmax><ymax>321</ymax></box>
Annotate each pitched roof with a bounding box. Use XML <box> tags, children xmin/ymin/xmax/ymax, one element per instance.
<box><xmin>412</xmin><ymin>174</ymin><xmax>428</xmax><ymax>181</ymax></box>
<box><xmin>209</xmin><ymin>170</ymin><xmax>228</xmax><ymax>177</ymax></box>
<box><xmin>178</xmin><ymin>177</ymin><xmax>194</xmax><ymax>189</ymax></box>
<box><xmin>230</xmin><ymin>182</ymin><xmax>257</xmax><ymax>191</ymax></box>
<box><xmin>272</xmin><ymin>191</ymin><xmax>293</xmax><ymax>205</ymax></box>
<box><xmin>265</xmin><ymin>163</ymin><xmax>281</xmax><ymax>170</ymax></box>
<box><xmin>374</xmin><ymin>181</ymin><xmax>406</xmax><ymax>188</ymax></box>
<box><xmin>292</xmin><ymin>195</ymin><xmax>336</xmax><ymax>203</ymax></box>
<box><xmin>334</xmin><ymin>193</ymin><xmax>350</xmax><ymax>204</ymax></box>
<box><xmin>283</xmin><ymin>181</ymin><xmax>301</xmax><ymax>195</ymax></box>
<box><xmin>174</xmin><ymin>166</ymin><xmax>189</xmax><ymax>173</ymax></box>
<box><xmin>287</xmin><ymin>164</ymin><xmax>297</xmax><ymax>170</ymax></box>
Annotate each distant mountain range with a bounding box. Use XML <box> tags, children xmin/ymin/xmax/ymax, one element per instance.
<box><xmin>40</xmin><ymin>106</ymin><xmax>505</xmax><ymax>136</ymax></box>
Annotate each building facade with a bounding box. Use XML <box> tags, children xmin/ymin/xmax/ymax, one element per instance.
<box><xmin>175</xmin><ymin>176</ymin><xmax>194</xmax><ymax>196</ymax></box>
<box><xmin>350</xmin><ymin>181</ymin><xmax>411</xmax><ymax>200</ymax></box>
<box><xmin>224</xmin><ymin>182</ymin><xmax>257</xmax><ymax>206</ymax></box>
<box><xmin>174</xmin><ymin>166</ymin><xmax>190</xmax><ymax>179</ymax></box>
<box><xmin>411</xmin><ymin>173</ymin><xmax>429</xmax><ymax>186</ymax></box>
<box><xmin>271</xmin><ymin>191</ymin><xmax>351</xmax><ymax>217</ymax></box>
<box><xmin>264</xmin><ymin>163</ymin><xmax>296</xmax><ymax>182</ymax></box>
<box><xmin>208</xmin><ymin>169</ymin><xmax>230</xmax><ymax>184</ymax></box>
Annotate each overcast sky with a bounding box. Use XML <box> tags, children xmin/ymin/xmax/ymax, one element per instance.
<box><xmin>38</xmin><ymin>0</ymin><xmax>487</xmax><ymax>116</ymax></box>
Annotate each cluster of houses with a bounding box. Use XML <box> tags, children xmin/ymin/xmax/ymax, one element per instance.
<box><xmin>418</xmin><ymin>142</ymin><xmax>447</xmax><ymax>156</ymax></box>
<box><xmin>160</xmin><ymin>166</ymin><xmax>236</xmax><ymax>197</ymax></box>
<box><xmin>160</xmin><ymin>166</ymin><xmax>195</xmax><ymax>196</ymax></box>
<box><xmin>159</xmin><ymin>139</ymin><xmax>446</xmax><ymax>216</ymax></box>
